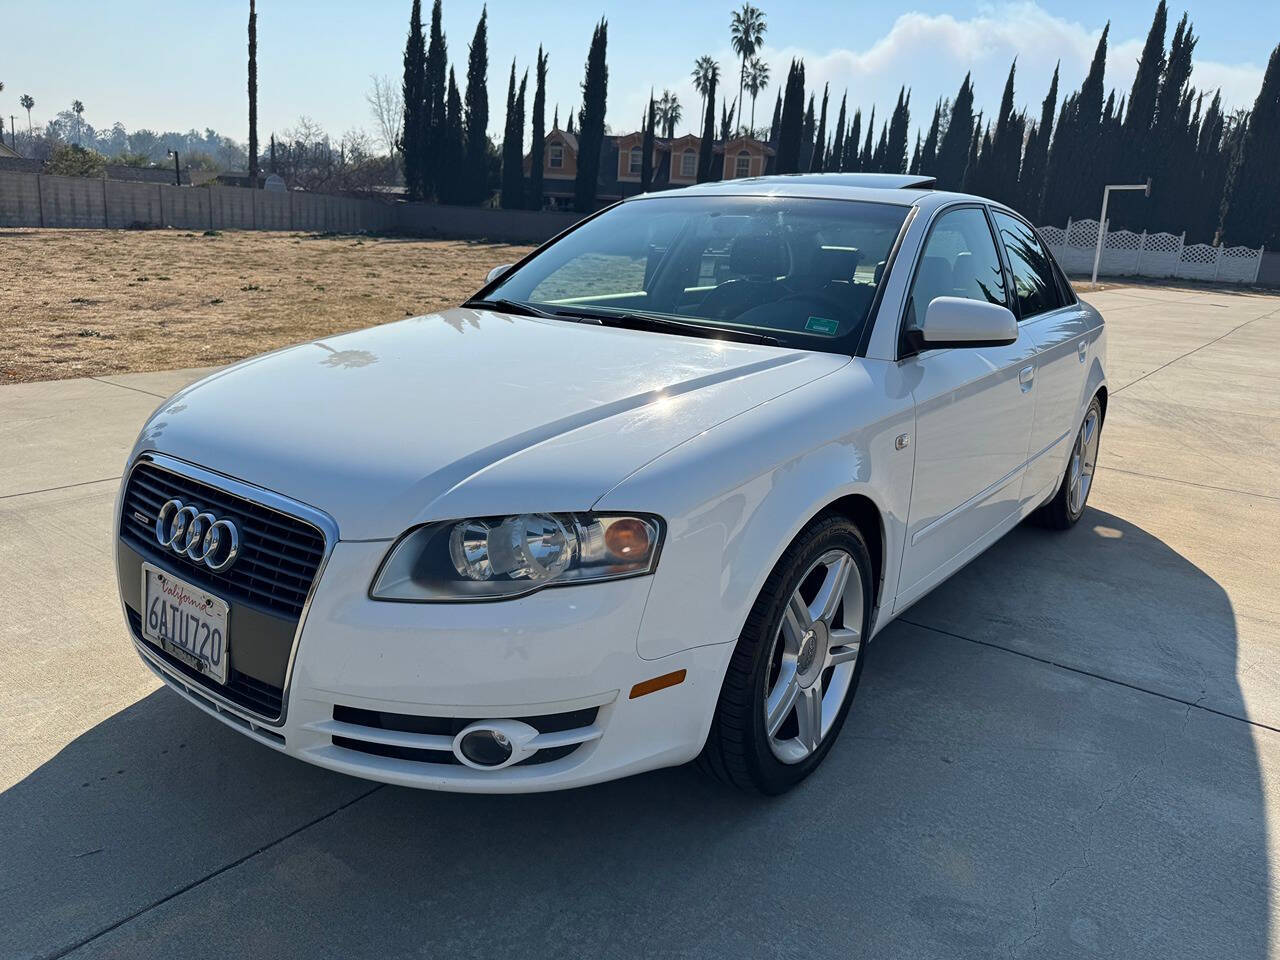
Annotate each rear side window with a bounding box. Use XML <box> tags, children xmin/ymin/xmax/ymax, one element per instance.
<box><xmin>992</xmin><ymin>212</ymin><xmax>1063</xmax><ymax>319</ymax></box>
<box><xmin>906</xmin><ymin>206</ymin><xmax>1007</xmax><ymax>330</ymax></box>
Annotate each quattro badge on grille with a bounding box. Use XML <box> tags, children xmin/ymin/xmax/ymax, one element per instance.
<box><xmin>155</xmin><ymin>499</ymin><xmax>241</xmax><ymax>572</ymax></box>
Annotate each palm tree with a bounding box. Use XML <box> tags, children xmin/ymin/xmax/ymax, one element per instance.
<box><xmin>71</xmin><ymin>99</ymin><xmax>85</xmax><ymax>144</ymax></box>
<box><xmin>19</xmin><ymin>95</ymin><xmax>34</xmax><ymax>136</ymax></box>
<box><xmin>729</xmin><ymin>3</ymin><xmax>766</xmax><ymax>134</ymax></box>
<box><xmin>744</xmin><ymin>57</ymin><xmax>770</xmax><ymax>132</ymax></box>
<box><xmin>691</xmin><ymin>55</ymin><xmax>719</xmax><ymax>125</ymax></box>
<box><xmin>656</xmin><ymin>90</ymin><xmax>683</xmax><ymax>138</ymax></box>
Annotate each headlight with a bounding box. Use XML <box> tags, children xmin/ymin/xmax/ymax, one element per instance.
<box><xmin>369</xmin><ymin>513</ymin><xmax>664</xmax><ymax>602</ymax></box>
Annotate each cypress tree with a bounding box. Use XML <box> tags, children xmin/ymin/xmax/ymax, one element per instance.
<box><xmin>1148</xmin><ymin>15</ymin><xmax>1197</xmax><ymax>231</ymax></box>
<box><xmin>935</xmin><ymin>75</ymin><xmax>974</xmax><ymax>190</ymax></box>
<box><xmin>1122</xmin><ymin>0</ymin><xmax>1167</xmax><ymax>190</ymax></box>
<box><xmin>528</xmin><ymin>46</ymin><xmax>547</xmax><ymax>209</ymax></box>
<box><xmin>1193</xmin><ymin>90</ymin><xmax>1226</xmax><ymax>241</ymax></box>
<box><xmin>720</xmin><ymin>97</ymin><xmax>737</xmax><ymax>140</ymax></box>
<box><xmin>809</xmin><ymin>85</ymin><xmax>829</xmax><ymax>172</ymax></box>
<box><xmin>500</xmin><ymin>61</ymin><xmax>527</xmax><ymax>209</ymax></box>
<box><xmin>843</xmin><ymin>108</ymin><xmax>861</xmax><ymax>171</ymax></box>
<box><xmin>1019</xmin><ymin>64</ymin><xmax>1058</xmax><ymax>217</ymax></box>
<box><xmin>872</xmin><ymin>120</ymin><xmax>888</xmax><ymax>172</ymax></box>
<box><xmin>962</xmin><ymin>116</ymin><xmax>984</xmax><ymax>192</ymax></box>
<box><xmin>463</xmin><ymin>7</ymin><xmax>490</xmax><ymax>205</ymax></box>
<box><xmin>909</xmin><ymin>133</ymin><xmax>922</xmax><ymax>174</ymax></box>
<box><xmin>438</xmin><ymin>67</ymin><xmax>465</xmax><ymax>204</ymax></box>
<box><xmin>248</xmin><ymin>0</ymin><xmax>258</xmax><ymax>184</ymax></box>
<box><xmin>800</xmin><ymin>94</ymin><xmax>816</xmax><ymax>170</ymax></box>
<box><xmin>769</xmin><ymin>89</ymin><xmax>783</xmax><ymax>144</ymax></box>
<box><xmin>859</xmin><ymin>106</ymin><xmax>875</xmax><ymax>171</ymax></box>
<box><xmin>697</xmin><ymin>71</ymin><xmax>718</xmax><ymax>182</ymax></box>
<box><xmin>919</xmin><ymin>98</ymin><xmax>942</xmax><ymax>176</ymax></box>
<box><xmin>423</xmin><ymin>0</ymin><xmax>447</xmax><ymax>199</ymax></box>
<box><xmin>775</xmin><ymin>60</ymin><xmax>805</xmax><ymax>174</ymax></box>
<box><xmin>641</xmin><ymin>92</ymin><xmax>656</xmax><ymax>190</ymax></box>
<box><xmin>1043</xmin><ymin>24</ymin><xmax>1108</xmax><ymax>222</ymax></box>
<box><xmin>574</xmin><ymin>19</ymin><xmax>608</xmax><ymax>212</ymax></box>
<box><xmin>986</xmin><ymin>62</ymin><xmax>1021</xmax><ymax>204</ymax></box>
<box><xmin>401</xmin><ymin>0</ymin><xmax>427</xmax><ymax>201</ymax></box>
<box><xmin>830</xmin><ymin>92</ymin><xmax>847</xmax><ymax>172</ymax></box>
<box><xmin>885</xmin><ymin>86</ymin><xmax>911</xmax><ymax>174</ymax></box>
<box><xmin>1221</xmin><ymin>43</ymin><xmax>1280</xmax><ymax>247</ymax></box>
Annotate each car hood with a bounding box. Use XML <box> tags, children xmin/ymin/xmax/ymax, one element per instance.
<box><xmin>135</xmin><ymin>308</ymin><xmax>848</xmax><ymax>540</ymax></box>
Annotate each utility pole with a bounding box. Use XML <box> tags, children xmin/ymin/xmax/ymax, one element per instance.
<box><xmin>9</xmin><ymin>117</ymin><xmax>15</xmax><ymax>150</ymax></box>
<box><xmin>167</xmin><ymin>149</ymin><xmax>181</xmax><ymax>186</ymax></box>
<box><xmin>1091</xmin><ymin>178</ymin><xmax>1152</xmax><ymax>286</ymax></box>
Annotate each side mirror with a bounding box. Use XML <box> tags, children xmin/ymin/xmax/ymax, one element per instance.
<box><xmin>917</xmin><ymin>296</ymin><xmax>1017</xmax><ymax>349</ymax></box>
<box><xmin>486</xmin><ymin>263</ymin><xmax>514</xmax><ymax>285</ymax></box>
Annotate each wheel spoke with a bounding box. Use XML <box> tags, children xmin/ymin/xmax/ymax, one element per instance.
<box><xmin>781</xmin><ymin>592</ymin><xmax>812</xmax><ymax>653</ymax></box>
<box><xmin>765</xmin><ymin>665</ymin><xmax>800</xmax><ymax>736</ymax></box>
<box><xmin>827</xmin><ymin>625</ymin><xmax>861</xmax><ymax>666</ymax></box>
<box><xmin>795</xmin><ymin>686</ymin><xmax>823</xmax><ymax>752</ymax></box>
<box><xmin>810</xmin><ymin>554</ymin><xmax>851</xmax><ymax>625</ymax></box>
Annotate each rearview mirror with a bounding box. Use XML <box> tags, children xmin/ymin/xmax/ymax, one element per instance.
<box><xmin>917</xmin><ymin>296</ymin><xmax>1017</xmax><ymax>349</ymax></box>
<box><xmin>486</xmin><ymin>263</ymin><xmax>514</xmax><ymax>285</ymax></box>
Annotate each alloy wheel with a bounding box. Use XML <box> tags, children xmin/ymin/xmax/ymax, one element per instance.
<box><xmin>1068</xmin><ymin>407</ymin><xmax>1101</xmax><ymax>516</ymax></box>
<box><xmin>762</xmin><ymin>549</ymin><xmax>863</xmax><ymax>764</ymax></box>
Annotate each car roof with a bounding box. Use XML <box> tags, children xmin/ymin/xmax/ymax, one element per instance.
<box><xmin>624</xmin><ymin>172</ymin><xmax>993</xmax><ymax>209</ymax></box>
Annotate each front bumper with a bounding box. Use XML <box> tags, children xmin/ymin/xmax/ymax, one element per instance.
<box><xmin>126</xmin><ymin>537</ymin><xmax>736</xmax><ymax>793</ymax></box>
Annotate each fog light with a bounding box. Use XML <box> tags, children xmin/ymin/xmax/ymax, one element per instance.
<box><xmin>459</xmin><ymin>729</ymin><xmax>513</xmax><ymax>767</ymax></box>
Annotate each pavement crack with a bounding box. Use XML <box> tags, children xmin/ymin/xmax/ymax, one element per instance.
<box><xmin>899</xmin><ymin>618</ymin><xmax>1280</xmax><ymax>735</ymax></box>
<box><xmin>43</xmin><ymin>784</ymin><xmax>384</xmax><ymax>960</ymax></box>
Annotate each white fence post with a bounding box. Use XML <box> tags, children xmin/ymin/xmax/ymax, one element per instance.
<box><xmin>1254</xmin><ymin>247</ymin><xmax>1265</xmax><ymax>284</ymax></box>
<box><xmin>1136</xmin><ymin>230</ymin><xmax>1146</xmax><ymax>274</ymax></box>
<box><xmin>1213</xmin><ymin>244</ymin><xmax>1222</xmax><ymax>281</ymax></box>
<box><xmin>1174</xmin><ymin>231</ymin><xmax>1186</xmax><ymax>279</ymax></box>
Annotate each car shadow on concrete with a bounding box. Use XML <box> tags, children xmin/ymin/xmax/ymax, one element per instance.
<box><xmin>1</xmin><ymin>508</ymin><xmax>1267</xmax><ymax>959</ymax></box>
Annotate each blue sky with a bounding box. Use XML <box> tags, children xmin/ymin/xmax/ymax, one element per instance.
<box><xmin>3</xmin><ymin>1</ymin><xmax>1276</xmax><ymax>148</ymax></box>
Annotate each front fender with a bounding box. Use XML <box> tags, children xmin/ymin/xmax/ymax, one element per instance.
<box><xmin>597</xmin><ymin>360</ymin><xmax>915</xmax><ymax>661</ymax></box>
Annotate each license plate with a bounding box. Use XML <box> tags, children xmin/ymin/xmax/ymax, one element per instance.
<box><xmin>141</xmin><ymin>563</ymin><xmax>230</xmax><ymax>685</ymax></box>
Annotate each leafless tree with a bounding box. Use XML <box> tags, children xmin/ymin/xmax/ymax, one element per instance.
<box><xmin>366</xmin><ymin>74</ymin><xmax>403</xmax><ymax>155</ymax></box>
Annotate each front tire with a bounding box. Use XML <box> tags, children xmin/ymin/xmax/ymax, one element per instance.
<box><xmin>1034</xmin><ymin>395</ymin><xmax>1103</xmax><ymax>529</ymax></box>
<box><xmin>698</xmin><ymin>514</ymin><xmax>873</xmax><ymax>795</ymax></box>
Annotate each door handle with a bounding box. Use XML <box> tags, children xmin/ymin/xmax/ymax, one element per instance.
<box><xmin>1078</xmin><ymin>341</ymin><xmax>1088</xmax><ymax>363</ymax></box>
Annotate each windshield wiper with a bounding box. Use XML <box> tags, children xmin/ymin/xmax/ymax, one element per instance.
<box><xmin>465</xmin><ymin>297</ymin><xmax>604</xmax><ymax>325</ymax></box>
<box><xmin>550</xmin><ymin>308</ymin><xmax>779</xmax><ymax>346</ymax></box>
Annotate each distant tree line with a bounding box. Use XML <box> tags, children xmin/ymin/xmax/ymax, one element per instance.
<box><xmin>764</xmin><ymin>2</ymin><xmax>1280</xmax><ymax>248</ymax></box>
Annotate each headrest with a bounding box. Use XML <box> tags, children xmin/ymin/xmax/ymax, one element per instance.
<box><xmin>803</xmin><ymin>246</ymin><xmax>861</xmax><ymax>281</ymax></box>
<box><xmin>729</xmin><ymin>233</ymin><xmax>788</xmax><ymax>278</ymax></box>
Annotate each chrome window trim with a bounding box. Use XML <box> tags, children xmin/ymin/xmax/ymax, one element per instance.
<box><xmin>116</xmin><ymin>451</ymin><xmax>339</xmax><ymax>727</ymax></box>
<box><xmin>892</xmin><ymin>200</ymin><xmax>1013</xmax><ymax>362</ymax></box>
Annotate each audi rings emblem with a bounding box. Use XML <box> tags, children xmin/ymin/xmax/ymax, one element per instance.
<box><xmin>155</xmin><ymin>499</ymin><xmax>240</xmax><ymax>572</ymax></box>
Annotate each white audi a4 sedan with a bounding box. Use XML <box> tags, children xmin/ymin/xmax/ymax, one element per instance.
<box><xmin>116</xmin><ymin>173</ymin><xmax>1106</xmax><ymax>795</ymax></box>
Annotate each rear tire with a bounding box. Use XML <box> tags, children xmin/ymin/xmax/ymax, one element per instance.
<box><xmin>1034</xmin><ymin>395</ymin><xmax>1103</xmax><ymax>530</ymax></box>
<box><xmin>698</xmin><ymin>514</ymin><xmax>874</xmax><ymax>795</ymax></box>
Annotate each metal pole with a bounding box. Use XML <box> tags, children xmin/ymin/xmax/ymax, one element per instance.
<box><xmin>173</xmin><ymin>151</ymin><xmax>181</xmax><ymax>186</ymax></box>
<box><xmin>1090</xmin><ymin>180</ymin><xmax>1151</xmax><ymax>286</ymax></box>
<box><xmin>1091</xmin><ymin>186</ymin><xmax>1112</xmax><ymax>286</ymax></box>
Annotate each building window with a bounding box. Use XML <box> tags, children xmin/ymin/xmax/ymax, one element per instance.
<box><xmin>629</xmin><ymin>147</ymin><xmax>643</xmax><ymax>175</ymax></box>
<box><xmin>549</xmin><ymin>144</ymin><xmax>563</xmax><ymax>169</ymax></box>
<box><xmin>681</xmin><ymin>149</ymin><xmax>697</xmax><ymax>177</ymax></box>
<box><xmin>735</xmin><ymin>151</ymin><xmax>751</xmax><ymax>178</ymax></box>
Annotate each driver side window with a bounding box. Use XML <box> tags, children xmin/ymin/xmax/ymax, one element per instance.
<box><xmin>906</xmin><ymin>207</ymin><xmax>1007</xmax><ymax>332</ymax></box>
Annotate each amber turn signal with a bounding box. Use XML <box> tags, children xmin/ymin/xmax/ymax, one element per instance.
<box><xmin>604</xmin><ymin>517</ymin><xmax>651</xmax><ymax>560</ymax></box>
<box><xmin>629</xmin><ymin>669</ymin><xmax>687</xmax><ymax>699</ymax></box>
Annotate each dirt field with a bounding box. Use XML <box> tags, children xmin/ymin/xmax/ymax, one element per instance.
<box><xmin>0</xmin><ymin>229</ymin><xmax>535</xmax><ymax>384</ymax></box>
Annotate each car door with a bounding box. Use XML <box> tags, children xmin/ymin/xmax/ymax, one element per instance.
<box><xmin>893</xmin><ymin>205</ymin><xmax>1039</xmax><ymax>610</ymax></box>
<box><xmin>990</xmin><ymin>211</ymin><xmax>1094</xmax><ymax>508</ymax></box>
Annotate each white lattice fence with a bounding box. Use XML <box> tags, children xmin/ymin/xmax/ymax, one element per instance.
<box><xmin>1036</xmin><ymin>218</ymin><xmax>1263</xmax><ymax>283</ymax></box>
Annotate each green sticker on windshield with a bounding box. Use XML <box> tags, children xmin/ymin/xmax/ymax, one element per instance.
<box><xmin>805</xmin><ymin>316</ymin><xmax>839</xmax><ymax>336</ymax></box>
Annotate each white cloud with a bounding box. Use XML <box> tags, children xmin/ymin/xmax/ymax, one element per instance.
<box><xmin>619</xmin><ymin>3</ymin><xmax>1264</xmax><ymax>141</ymax></box>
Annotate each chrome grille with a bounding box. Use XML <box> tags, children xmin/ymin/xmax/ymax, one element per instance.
<box><xmin>120</xmin><ymin>460</ymin><xmax>325</xmax><ymax>618</ymax></box>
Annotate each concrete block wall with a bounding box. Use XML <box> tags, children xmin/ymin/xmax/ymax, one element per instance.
<box><xmin>0</xmin><ymin>169</ymin><xmax>42</xmax><ymax>225</ymax></box>
<box><xmin>0</xmin><ymin>169</ymin><xmax>577</xmax><ymax>243</ymax></box>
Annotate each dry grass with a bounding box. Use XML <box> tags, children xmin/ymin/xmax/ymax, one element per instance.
<box><xmin>0</xmin><ymin>228</ymin><xmax>535</xmax><ymax>384</ymax></box>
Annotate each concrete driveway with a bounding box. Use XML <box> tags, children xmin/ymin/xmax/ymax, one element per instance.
<box><xmin>3</xmin><ymin>284</ymin><xmax>1278</xmax><ymax>959</ymax></box>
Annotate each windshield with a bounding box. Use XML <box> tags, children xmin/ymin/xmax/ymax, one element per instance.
<box><xmin>485</xmin><ymin>195</ymin><xmax>911</xmax><ymax>352</ymax></box>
